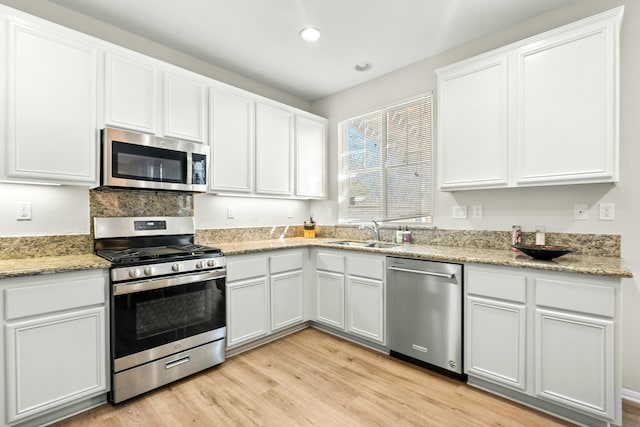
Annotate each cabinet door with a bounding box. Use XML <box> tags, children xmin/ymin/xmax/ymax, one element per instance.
<box><xmin>104</xmin><ymin>52</ymin><xmax>158</xmax><ymax>134</ymax></box>
<box><xmin>535</xmin><ymin>308</ymin><xmax>614</xmax><ymax>420</ymax></box>
<box><xmin>164</xmin><ymin>72</ymin><xmax>206</xmax><ymax>143</ymax></box>
<box><xmin>226</xmin><ymin>277</ymin><xmax>268</xmax><ymax>347</ymax></box>
<box><xmin>209</xmin><ymin>90</ymin><xmax>254</xmax><ymax>192</ymax></box>
<box><xmin>295</xmin><ymin>116</ymin><xmax>326</xmax><ymax>198</ymax></box>
<box><xmin>437</xmin><ymin>54</ymin><xmax>509</xmax><ymax>190</ymax></box>
<box><xmin>347</xmin><ymin>276</ymin><xmax>384</xmax><ymax>344</ymax></box>
<box><xmin>466</xmin><ymin>296</ymin><xmax>526</xmax><ymax>390</ymax></box>
<box><xmin>255</xmin><ymin>103</ymin><xmax>293</xmax><ymax>195</ymax></box>
<box><xmin>5</xmin><ymin>307</ymin><xmax>106</xmax><ymax>423</ymax></box>
<box><xmin>515</xmin><ymin>19</ymin><xmax>618</xmax><ymax>185</ymax></box>
<box><xmin>4</xmin><ymin>18</ymin><xmax>98</xmax><ymax>184</ymax></box>
<box><xmin>271</xmin><ymin>270</ymin><xmax>304</xmax><ymax>332</ymax></box>
<box><xmin>315</xmin><ymin>270</ymin><xmax>345</xmax><ymax>329</ymax></box>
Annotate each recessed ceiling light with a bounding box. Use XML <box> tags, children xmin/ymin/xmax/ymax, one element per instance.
<box><xmin>354</xmin><ymin>62</ymin><xmax>372</xmax><ymax>72</ymax></box>
<box><xmin>299</xmin><ymin>27</ymin><xmax>322</xmax><ymax>42</ymax></box>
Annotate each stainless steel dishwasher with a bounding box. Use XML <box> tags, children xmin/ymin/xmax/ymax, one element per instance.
<box><xmin>387</xmin><ymin>257</ymin><xmax>463</xmax><ymax>377</ymax></box>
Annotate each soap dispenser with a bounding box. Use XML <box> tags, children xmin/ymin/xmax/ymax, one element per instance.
<box><xmin>396</xmin><ymin>226</ymin><xmax>403</xmax><ymax>243</ymax></box>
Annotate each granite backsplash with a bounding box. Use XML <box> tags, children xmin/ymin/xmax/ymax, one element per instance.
<box><xmin>0</xmin><ymin>189</ymin><xmax>621</xmax><ymax>259</ymax></box>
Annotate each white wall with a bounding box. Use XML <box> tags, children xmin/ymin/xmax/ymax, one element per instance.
<box><xmin>311</xmin><ymin>0</ymin><xmax>640</xmax><ymax>396</ymax></box>
<box><xmin>0</xmin><ymin>183</ymin><xmax>89</xmax><ymax>236</ymax></box>
<box><xmin>194</xmin><ymin>195</ymin><xmax>311</xmax><ymax>229</ymax></box>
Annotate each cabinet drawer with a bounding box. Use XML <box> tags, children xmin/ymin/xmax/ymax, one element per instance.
<box><xmin>535</xmin><ymin>278</ymin><xmax>614</xmax><ymax>317</ymax></box>
<box><xmin>348</xmin><ymin>256</ymin><xmax>384</xmax><ymax>280</ymax></box>
<box><xmin>270</xmin><ymin>252</ymin><xmax>303</xmax><ymax>274</ymax></box>
<box><xmin>467</xmin><ymin>268</ymin><xmax>527</xmax><ymax>303</ymax></box>
<box><xmin>316</xmin><ymin>252</ymin><xmax>344</xmax><ymax>273</ymax></box>
<box><xmin>227</xmin><ymin>256</ymin><xmax>268</xmax><ymax>281</ymax></box>
<box><xmin>5</xmin><ymin>271</ymin><xmax>106</xmax><ymax>320</ymax></box>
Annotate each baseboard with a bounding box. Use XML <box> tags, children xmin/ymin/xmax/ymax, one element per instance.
<box><xmin>622</xmin><ymin>388</ymin><xmax>640</xmax><ymax>404</ymax></box>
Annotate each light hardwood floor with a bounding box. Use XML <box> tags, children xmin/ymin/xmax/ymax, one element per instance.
<box><xmin>53</xmin><ymin>328</ymin><xmax>640</xmax><ymax>426</ymax></box>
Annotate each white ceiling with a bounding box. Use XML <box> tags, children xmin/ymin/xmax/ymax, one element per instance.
<box><xmin>48</xmin><ymin>0</ymin><xmax>581</xmax><ymax>101</ymax></box>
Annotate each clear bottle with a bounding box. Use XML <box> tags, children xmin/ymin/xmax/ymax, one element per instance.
<box><xmin>535</xmin><ymin>226</ymin><xmax>545</xmax><ymax>246</ymax></box>
<box><xmin>396</xmin><ymin>226</ymin><xmax>403</xmax><ymax>243</ymax></box>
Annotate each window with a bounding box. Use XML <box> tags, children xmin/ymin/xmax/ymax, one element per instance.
<box><xmin>339</xmin><ymin>95</ymin><xmax>433</xmax><ymax>223</ymax></box>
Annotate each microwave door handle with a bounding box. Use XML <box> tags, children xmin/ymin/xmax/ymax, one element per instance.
<box><xmin>186</xmin><ymin>152</ymin><xmax>193</xmax><ymax>188</ymax></box>
<box><xmin>113</xmin><ymin>270</ymin><xmax>226</xmax><ymax>296</ymax></box>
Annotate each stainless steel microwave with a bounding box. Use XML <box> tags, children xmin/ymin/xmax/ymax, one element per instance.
<box><xmin>101</xmin><ymin>127</ymin><xmax>208</xmax><ymax>192</ymax></box>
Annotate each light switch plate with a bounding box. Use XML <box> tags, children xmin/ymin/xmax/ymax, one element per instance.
<box><xmin>227</xmin><ymin>207</ymin><xmax>235</xmax><ymax>219</ymax></box>
<box><xmin>472</xmin><ymin>205</ymin><xmax>483</xmax><ymax>219</ymax></box>
<box><xmin>452</xmin><ymin>205</ymin><xmax>467</xmax><ymax>219</ymax></box>
<box><xmin>599</xmin><ymin>203</ymin><xmax>615</xmax><ymax>221</ymax></box>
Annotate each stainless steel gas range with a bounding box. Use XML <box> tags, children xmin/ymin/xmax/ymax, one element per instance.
<box><xmin>94</xmin><ymin>216</ymin><xmax>226</xmax><ymax>404</ymax></box>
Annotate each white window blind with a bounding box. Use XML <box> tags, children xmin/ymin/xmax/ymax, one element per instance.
<box><xmin>339</xmin><ymin>95</ymin><xmax>433</xmax><ymax>222</ymax></box>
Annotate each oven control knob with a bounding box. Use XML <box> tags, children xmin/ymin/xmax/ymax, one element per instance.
<box><xmin>129</xmin><ymin>268</ymin><xmax>141</xmax><ymax>278</ymax></box>
<box><xmin>172</xmin><ymin>263</ymin><xmax>182</xmax><ymax>272</ymax></box>
<box><xmin>207</xmin><ymin>259</ymin><xmax>217</xmax><ymax>267</ymax></box>
<box><xmin>144</xmin><ymin>267</ymin><xmax>154</xmax><ymax>276</ymax></box>
<box><xmin>195</xmin><ymin>261</ymin><xmax>204</xmax><ymax>269</ymax></box>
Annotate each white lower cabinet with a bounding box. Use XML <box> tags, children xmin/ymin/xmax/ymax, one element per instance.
<box><xmin>465</xmin><ymin>264</ymin><xmax>621</xmax><ymax>426</ymax></box>
<box><xmin>226</xmin><ymin>254</ymin><xmax>269</xmax><ymax>348</ymax></box>
<box><xmin>346</xmin><ymin>275</ymin><xmax>384</xmax><ymax>343</ymax></box>
<box><xmin>466</xmin><ymin>296</ymin><xmax>526</xmax><ymax>390</ymax></box>
<box><xmin>316</xmin><ymin>270</ymin><xmax>345</xmax><ymax>329</ymax></box>
<box><xmin>227</xmin><ymin>276</ymin><xmax>268</xmax><ymax>347</ymax></box>
<box><xmin>226</xmin><ymin>250</ymin><xmax>307</xmax><ymax>350</ymax></box>
<box><xmin>465</xmin><ymin>267</ymin><xmax>527</xmax><ymax>391</ymax></box>
<box><xmin>535</xmin><ymin>308</ymin><xmax>614</xmax><ymax>418</ymax></box>
<box><xmin>313</xmin><ymin>250</ymin><xmax>385</xmax><ymax>345</ymax></box>
<box><xmin>270</xmin><ymin>252</ymin><xmax>305</xmax><ymax>332</ymax></box>
<box><xmin>1</xmin><ymin>270</ymin><xmax>109</xmax><ymax>425</ymax></box>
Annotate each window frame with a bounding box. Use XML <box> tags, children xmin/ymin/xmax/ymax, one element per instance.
<box><xmin>337</xmin><ymin>93</ymin><xmax>434</xmax><ymax>224</ymax></box>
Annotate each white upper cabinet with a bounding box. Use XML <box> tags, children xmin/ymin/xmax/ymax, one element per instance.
<box><xmin>256</xmin><ymin>102</ymin><xmax>294</xmax><ymax>196</ymax></box>
<box><xmin>1</xmin><ymin>3</ymin><xmax>327</xmax><ymax>194</ymax></box>
<box><xmin>515</xmin><ymin>17</ymin><xmax>619</xmax><ymax>185</ymax></box>
<box><xmin>163</xmin><ymin>72</ymin><xmax>207</xmax><ymax>143</ymax></box>
<box><xmin>209</xmin><ymin>89</ymin><xmax>255</xmax><ymax>193</ymax></box>
<box><xmin>438</xmin><ymin>54</ymin><xmax>509</xmax><ymax>190</ymax></box>
<box><xmin>1</xmin><ymin>8</ymin><xmax>99</xmax><ymax>185</ymax></box>
<box><xmin>436</xmin><ymin>7</ymin><xmax>623</xmax><ymax>191</ymax></box>
<box><xmin>104</xmin><ymin>52</ymin><xmax>158</xmax><ymax>135</ymax></box>
<box><xmin>295</xmin><ymin>115</ymin><xmax>327</xmax><ymax>198</ymax></box>
<box><xmin>104</xmin><ymin>51</ymin><xmax>207</xmax><ymax>143</ymax></box>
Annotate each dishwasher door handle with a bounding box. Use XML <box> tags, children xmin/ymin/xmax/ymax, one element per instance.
<box><xmin>387</xmin><ymin>265</ymin><xmax>455</xmax><ymax>279</ymax></box>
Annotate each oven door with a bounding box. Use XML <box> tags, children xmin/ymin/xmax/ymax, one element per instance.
<box><xmin>112</xmin><ymin>270</ymin><xmax>225</xmax><ymax>372</ymax></box>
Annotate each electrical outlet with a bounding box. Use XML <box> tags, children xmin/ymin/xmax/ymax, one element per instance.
<box><xmin>287</xmin><ymin>207</ymin><xmax>294</xmax><ymax>219</ymax></box>
<box><xmin>574</xmin><ymin>204</ymin><xmax>589</xmax><ymax>220</ymax></box>
<box><xmin>16</xmin><ymin>202</ymin><xmax>31</xmax><ymax>220</ymax></box>
<box><xmin>472</xmin><ymin>205</ymin><xmax>483</xmax><ymax>219</ymax></box>
<box><xmin>227</xmin><ymin>207</ymin><xmax>235</xmax><ymax>219</ymax></box>
<box><xmin>599</xmin><ymin>203</ymin><xmax>615</xmax><ymax>221</ymax></box>
<box><xmin>452</xmin><ymin>205</ymin><xmax>467</xmax><ymax>219</ymax></box>
<box><xmin>327</xmin><ymin>207</ymin><xmax>333</xmax><ymax>218</ymax></box>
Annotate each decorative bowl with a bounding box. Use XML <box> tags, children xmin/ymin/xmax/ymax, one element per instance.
<box><xmin>512</xmin><ymin>245</ymin><xmax>576</xmax><ymax>261</ymax></box>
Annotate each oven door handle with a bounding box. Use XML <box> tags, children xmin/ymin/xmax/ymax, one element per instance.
<box><xmin>113</xmin><ymin>270</ymin><xmax>226</xmax><ymax>295</ymax></box>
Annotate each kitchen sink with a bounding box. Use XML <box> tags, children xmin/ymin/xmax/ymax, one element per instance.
<box><xmin>328</xmin><ymin>240</ymin><xmax>401</xmax><ymax>249</ymax></box>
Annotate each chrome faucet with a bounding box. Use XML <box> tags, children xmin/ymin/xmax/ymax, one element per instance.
<box><xmin>359</xmin><ymin>220</ymin><xmax>380</xmax><ymax>241</ymax></box>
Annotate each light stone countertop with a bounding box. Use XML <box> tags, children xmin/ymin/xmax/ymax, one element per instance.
<box><xmin>0</xmin><ymin>238</ymin><xmax>632</xmax><ymax>279</ymax></box>
<box><xmin>216</xmin><ymin>237</ymin><xmax>633</xmax><ymax>278</ymax></box>
<box><xmin>0</xmin><ymin>254</ymin><xmax>111</xmax><ymax>279</ymax></box>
